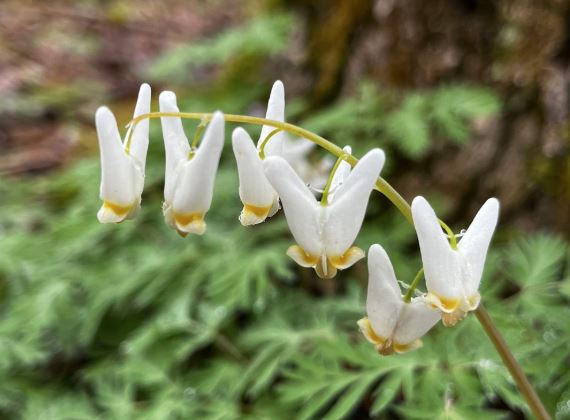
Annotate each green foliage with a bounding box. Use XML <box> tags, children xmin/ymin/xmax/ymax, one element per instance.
<box><xmin>302</xmin><ymin>83</ymin><xmax>501</xmax><ymax>159</ymax></box>
<box><xmin>147</xmin><ymin>13</ymin><xmax>293</xmax><ymax>83</ymax></box>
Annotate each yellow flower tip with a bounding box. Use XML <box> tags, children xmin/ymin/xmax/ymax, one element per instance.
<box><xmin>173</xmin><ymin>212</ymin><xmax>206</xmax><ymax>236</ymax></box>
<box><xmin>441</xmin><ymin>310</ymin><xmax>467</xmax><ymax>327</ymax></box>
<box><xmin>239</xmin><ymin>203</ymin><xmax>272</xmax><ymax>226</ymax></box>
<box><xmin>97</xmin><ymin>200</ymin><xmax>137</xmax><ymax>224</ymax></box>
<box><xmin>314</xmin><ymin>258</ymin><xmax>337</xmax><ymax>279</ymax></box>
<box><xmin>286</xmin><ymin>245</ymin><xmax>319</xmax><ymax>267</ymax></box>
<box><xmin>357</xmin><ymin>318</ymin><xmax>421</xmax><ymax>356</ymax></box>
<box><xmin>329</xmin><ymin>246</ymin><xmax>365</xmax><ymax>270</ymax></box>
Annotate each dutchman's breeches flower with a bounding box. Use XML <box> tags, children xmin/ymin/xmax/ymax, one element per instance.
<box><xmin>232</xmin><ymin>81</ymin><xmax>285</xmax><ymax>226</ymax></box>
<box><xmin>412</xmin><ymin>196</ymin><xmax>500</xmax><ymax>326</ymax></box>
<box><xmin>263</xmin><ymin>148</ymin><xmax>385</xmax><ymax>279</ymax></box>
<box><xmin>159</xmin><ymin>91</ymin><xmax>224</xmax><ymax>236</ymax></box>
<box><xmin>358</xmin><ymin>244</ymin><xmax>440</xmax><ymax>355</ymax></box>
<box><xmin>96</xmin><ymin>83</ymin><xmax>151</xmax><ymax>223</ymax></box>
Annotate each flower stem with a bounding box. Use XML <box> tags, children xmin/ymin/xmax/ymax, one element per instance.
<box><xmin>475</xmin><ymin>305</ymin><xmax>551</xmax><ymax>420</ymax></box>
<box><xmin>403</xmin><ymin>268</ymin><xmax>424</xmax><ymax>302</ymax></box>
<box><xmin>128</xmin><ymin>110</ymin><xmax>548</xmax><ymax>416</ymax></box>
<box><xmin>320</xmin><ymin>154</ymin><xmax>348</xmax><ymax>207</ymax></box>
<box><xmin>258</xmin><ymin>128</ymin><xmax>282</xmax><ymax>159</ymax></box>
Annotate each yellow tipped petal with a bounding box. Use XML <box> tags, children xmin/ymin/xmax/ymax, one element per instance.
<box><xmin>357</xmin><ymin>318</ymin><xmax>387</xmax><ymax>347</ymax></box>
<box><xmin>393</xmin><ymin>339</ymin><xmax>423</xmax><ymax>354</ymax></box>
<box><xmin>286</xmin><ymin>245</ymin><xmax>319</xmax><ymax>267</ymax></box>
<box><xmin>173</xmin><ymin>212</ymin><xmax>206</xmax><ymax>236</ymax></box>
<box><xmin>329</xmin><ymin>246</ymin><xmax>365</xmax><ymax>270</ymax></box>
<box><xmin>239</xmin><ymin>203</ymin><xmax>273</xmax><ymax>226</ymax></box>
<box><xmin>97</xmin><ymin>200</ymin><xmax>137</xmax><ymax>224</ymax></box>
<box><xmin>315</xmin><ymin>256</ymin><xmax>337</xmax><ymax>279</ymax></box>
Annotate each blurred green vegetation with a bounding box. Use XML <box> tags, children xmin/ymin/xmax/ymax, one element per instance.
<box><xmin>0</xmin><ymin>6</ymin><xmax>569</xmax><ymax>420</ymax></box>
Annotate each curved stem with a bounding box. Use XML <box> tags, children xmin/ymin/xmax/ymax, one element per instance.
<box><xmin>128</xmin><ymin>111</ymin><xmax>548</xmax><ymax>417</ymax></box>
<box><xmin>475</xmin><ymin>305</ymin><xmax>551</xmax><ymax>420</ymax></box>
<box><xmin>320</xmin><ymin>154</ymin><xmax>347</xmax><ymax>207</ymax></box>
<box><xmin>258</xmin><ymin>128</ymin><xmax>282</xmax><ymax>159</ymax></box>
<box><xmin>403</xmin><ymin>268</ymin><xmax>424</xmax><ymax>303</ymax></box>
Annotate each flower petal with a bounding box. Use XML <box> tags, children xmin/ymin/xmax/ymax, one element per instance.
<box><xmin>171</xmin><ymin>112</ymin><xmax>225</xmax><ymax>216</ymax></box>
<box><xmin>232</xmin><ymin>127</ymin><xmax>278</xmax><ymax>224</ymax></box>
<box><xmin>393</xmin><ymin>299</ymin><xmax>440</xmax><ymax>346</ymax></box>
<box><xmin>366</xmin><ymin>244</ymin><xmax>402</xmax><ymax>341</ymax></box>
<box><xmin>128</xmin><ymin>83</ymin><xmax>151</xmax><ymax>171</ymax></box>
<box><xmin>258</xmin><ymin>80</ymin><xmax>285</xmax><ymax>156</ymax></box>
<box><xmin>159</xmin><ymin>91</ymin><xmax>191</xmax><ymax>203</ymax></box>
<box><xmin>458</xmin><ymin>198</ymin><xmax>500</xmax><ymax>296</ymax></box>
<box><xmin>95</xmin><ymin>106</ymin><xmax>137</xmax><ymax>209</ymax></box>
<box><xmin>263</xmin><ymin>156</ymin><xmax>322</xmax><ymax>256</ymax></box>
<box><xmin>323</xmin><ymin>148</ymin><xmax>384</xmax><ymax>256</ymax></box>
<box><xmin>412</xmin><ymin>196</ymin><xmax>462</xmax><ymax>300</ymax></box>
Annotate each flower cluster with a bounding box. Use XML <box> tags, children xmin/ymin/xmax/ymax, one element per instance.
<box><xmin>95</xmin><ymin>81</ymin><xmax>500</xmax><ymax>356</ymax></box>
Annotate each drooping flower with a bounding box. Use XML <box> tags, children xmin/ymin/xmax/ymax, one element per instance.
<box><xmin>412</xmin><ymin>196</ymin><xmax>500</xmax><ymax>326</ymax></box>
<box><xmin>232</xmin><ymin>80</ymin><xmax>329</xmax><ymax>226</ymax></box>
<box><xmin>358</xmin><ymin>244</ymin><xmax>440</xmax><ymax>355</ymax></box>
<box><xmin>96</xmin><ymin>83</ymin><xmax>151</xmax><ymax>223</ymax></box>
<box><xmin>159</xmin><ymin>91</ymin><xmax>225</xmax><ymax>236</ymax></box>
<box><xmin>263</xmin><ymin>148</ymin><xmax>385</xmax><ymax>279</ymax></box>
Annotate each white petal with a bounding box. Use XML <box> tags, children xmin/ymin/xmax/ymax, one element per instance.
<box><xmin>96</xmin><ymin>106</ymin><xmax>137</xmax><ymax>206</ymax></box>
<box><xmin>323</xmin><ymin>148</ymin><xmax>384</xmax><ymax>256</ymax></box>
<box><xmin>328</xmin><ymin>145</ymin><xmax>352</xmax><ymax>203</ymax></box>
<box><xmin>393</xmin><ymin>299</ymin><xmax>440</xmax><ymax>345</ymax></box>
<box><xmin>281</xmin><ymin>135</ymin><xmax>315</xmax><ymax>163</ymax></box>
<box><xmin>412</xmin><ymin>196</ymin><xmax>462</xmax><ymax>300</ymax></box>
<box><xmin>366</xmin><ymin>244</ymin><xmax>402</xmax><ymax>340</ymax></box>
<box><xmin>128</xmin><ymin>83</ymin><xmax>151</xmax><ymax>171</ymax></box>
<box><xmin>263</xmin><ymin>156</ymin><xmax>322</xmax><ymax>256</ymax></box>
<box><xmin>258</xmin><ymin>80</ymin><xmax>285</xmax><ymax>156</ymax></box>
<box><xmin>171</xmin><ymin>112</ymin><xmax>225</xmax><ymax>215</ymax></box>
<box><xmin>159</xmin><ymin>91</ymin><xmax>191</xmax><ymax>202</ymax></box>
<box><xmin>232</xmin><ymin>127</ymin><xmax>278</xmax><ymax>211</ymax></box>
<box><xmin>458</xmin><ymin>198</ymin><xmax>500</xmax><ymax>296</ymax></box>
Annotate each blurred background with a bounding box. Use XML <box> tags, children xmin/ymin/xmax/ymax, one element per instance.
<box><xmin>0</xmin><ymin>0</ymin><xmax>569</xmax><ymax>418</ymax></box>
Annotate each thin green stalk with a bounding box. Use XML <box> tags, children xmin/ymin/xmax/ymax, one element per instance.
<box><xmin>320</xmin><ymin>154</ymin><xmax>348</xmax><ymax>206</ymax></box>
<box><xmin>127</xmin><ymin>110</ymin><xmax>549</xmax><ymax>417</ymax></box>
<box><xmin>403</xmin><ymin>268</ymin><xmax>424</xmax><ymax>302</ymax></box>
<box><xmin>258</xmin><ymin>128</ymin><xmax>282</xmax><ymax>159</ymax></box>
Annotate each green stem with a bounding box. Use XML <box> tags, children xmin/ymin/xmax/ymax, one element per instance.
<box><xmin>439</xmin><ymin>220</ymin><xmax>458</xmax><ymax>250</ymax></box>
<box><xmin>320</xmin><ymin>154</ymin><xmax>348</xmax><ymax>207</ymax></box>
<box><xmin>475</xmin><ymin>305</ymin><xmax>551</xmax><ymax>420</ymax></box>
<box><xmin>127</xmin><ymin>110</ymin><xmax>548</xmax><ymax>417</ymax></box>
<box><xmin>258</xmin><ymin>128</ymin><xmax>282</xmax><ymax>159</ymax></box>
<box><xmin>128</xmin><ymin>111</ymin><xmax>412</xmax><ymax>221</ymax></box>
<box><xmin>403</xmin><ymin>268</ymin><xmax>424</xmax><ymax>302</ymax></box>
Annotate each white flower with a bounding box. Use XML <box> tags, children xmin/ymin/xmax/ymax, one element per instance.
<box><xmin>358</xmin><ymin>244</ymin><xmax>440</xmax><ymax>355</ymax></box>
<box><xmin>232</xmin><ymin>80</ymin><xmax>330</xmax><ymax>225</ymax></box>
<box><xmin>263</xmin><ymin>148</ymin><xmax>385</xmax><ymax>279</ymax></box>
<box><xmin>412</xmin><ymin>196</ymin><xmax>500</xmax><ymax>326</ymax></box>
<box><xmin>159</xmin><ymin>91</ymin><xmax>225</xmax><ymax>236</ymax></box>
<box><xmin>96</xmin><ymin>84</ymin><xmax>151</xmax><ymax>223</ymax></box>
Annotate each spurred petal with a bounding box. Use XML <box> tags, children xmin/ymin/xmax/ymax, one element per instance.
<box><xmin>393</xmin><ymin>299</ymin><xmax>440</xmax><ymax>346</ymax></box>
<box><xmin>412</xmin><ymin>196</ymin><xmax>462</xmax><ymax>300</ymax></box>
<box><xmin>129</xmin><ymin>83</ymin><xmax>151</xmax><ymax>170</ymax></box>
<box><xmin>366</xmin><ymin>244</ymin><xmax>402</xmax><ymax>340</ymax></box>
<box><xmin>258</xmin><ymin>80</ymin><xmax>285</xmax><ymax>156</ymax></box>
<box><xmin>159</xmin><ymin>91</ymin><xmax>191</xmax><ymax>202</ymax></box>
<box><xmin>232</xmin><ymin>127</ymin><xmax>278</xmax><ymax>224</ymax></box>
<box><xmin>324</xmin><ymin>148</ymin><xmax>384</xmax><ymax>256</ymax></box>
<box><xmin>263</xmin><ymin>156</ymin><xmax>322</xmax><ymax>256</ymax></box>
<box><xmin>171</xmin><ymin>112</ymin><xmax>225</xmax><ymax>216</ymax></box>
<box><xmin>458</xmin><ymin>198</ymin><xmax>500</xmax><ymax>296</ymax></box>
<box><xmin>96</xmin><ymin>106</ymin><xmax>137</xmax><ymax>207</ymax></box>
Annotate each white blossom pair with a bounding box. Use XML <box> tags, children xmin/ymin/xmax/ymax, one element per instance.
<box><xmin>96</xmin><ymin>84</ymin><xmax>225</xmax><ymax>235</ymax></box>
<box><xmin>360</xmin><ymin>197</ymin><xmax>499</xmax><ymax>354</ymax></box>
